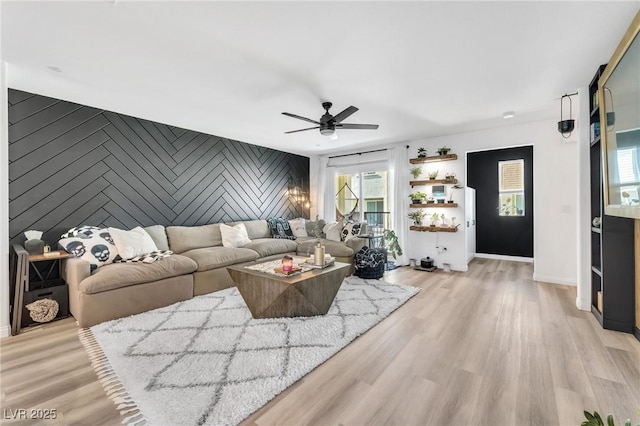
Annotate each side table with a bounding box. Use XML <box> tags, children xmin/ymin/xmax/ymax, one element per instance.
<box><xmin>11</xmin><ymin>246</ymin><xmax>71</xmax><ymax>335</ymax></box>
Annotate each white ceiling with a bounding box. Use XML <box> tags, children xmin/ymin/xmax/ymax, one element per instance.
<box><xmin>2</xmin><ymin>1</ymin><xmax>639</xmax><ymax>156</ymax></box>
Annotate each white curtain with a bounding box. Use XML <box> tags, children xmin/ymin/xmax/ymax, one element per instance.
<box><xmin>389</xmin><ymin>145</ymin><xmax>409</xmax><ymax>265</ymax></box>
<box><xmin>316</xmin><ymin>156</ymin><xmax>336</xmax><ymax>221</ymax></box>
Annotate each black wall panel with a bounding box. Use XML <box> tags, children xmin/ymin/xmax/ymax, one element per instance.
<box><xmin>7</xmin><ymin>89</ymin><xmax>309</xmax><ymax>247</ymax></box>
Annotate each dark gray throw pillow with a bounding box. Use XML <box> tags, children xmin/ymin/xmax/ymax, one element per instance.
<box><xmin>267</xmin><ymin>217</ymin><xmax>296</xmax><ymax>240</ymax></box>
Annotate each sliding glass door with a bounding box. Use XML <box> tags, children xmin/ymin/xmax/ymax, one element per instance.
<box><xmin>335</xmin><ymin>169</ymin><xmax>390</xmax><ymax>234</ymax></box>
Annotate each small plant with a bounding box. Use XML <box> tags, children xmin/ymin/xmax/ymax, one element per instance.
<box><xmin>383</xmin><ymin>229</ymin><xmax>403</xmax><ymax>260</ymax></box>
<box><xmin>428</xmin><ymin>170</ymin><xmax>439</xmax><ymax>180</ymax></box>
<box><xmin>417</xmin><ymin>147</ymin><xmax>427</xmax><ymax>158</ymax></box>
<box><xmin>408</xmin><ymin>192</ymin><xmax>428</xmax><ymax>203</ymax></box>
<box><xmin>427</xmin><ymin>196</ymin><xmax>435</xmax><ymax>203</ymax></box>
<box><xmin>430</xmin><ymin>212</ymin><xmax>440</xmax><ymax>226</ymax></box>
<box><xmin>410</xmin><ymin>166</ymin><xmax>422</xmax><ymax>179</ymax></box>
<box><xmin>449</xmin><ymin>184</ymin><xmax>463</xmax><ymax>202</ymax></box>
<box><xmin>407</xmin><ymin>209</ymin><xmax>426</xmax><ymax>224</ymax></box>
<box><xmin>582</xmin><ymin>410</ymin><xmax>637</xmax><ymax>426</ymax></box>
<box><xmin>445</xmin><ymin>172</ymin><xmax>456</xmax><ymax>181</ymax></box>
<box><xmin>437</xmin><ymin>146</ymin><xmax>451</xmax><ymax>155</ymax></box>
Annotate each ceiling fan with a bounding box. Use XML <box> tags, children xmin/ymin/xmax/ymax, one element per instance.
<box><xmin>282</xmin><ymin>102</ymin><xmax>379</xmax><ymax>138</ymax></box>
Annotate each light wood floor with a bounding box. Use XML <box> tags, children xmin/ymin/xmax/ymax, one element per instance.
<box><xmin>1</xmin><ymin>259</ymin><xmax>639</xmax><ymax>425</ymax></box>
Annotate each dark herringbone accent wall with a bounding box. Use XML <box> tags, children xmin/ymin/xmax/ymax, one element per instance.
<box><xmin>8</xmin><ymin>89</ymin><xmax>309</xmax><ymax>246</ymax></box>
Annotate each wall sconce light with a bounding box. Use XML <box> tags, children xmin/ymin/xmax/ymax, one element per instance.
<box><xmin>558</xmin><ymin>92</ymin><xmax>577</xmax><ymax>138</ymax></box>
<box><xmin>288</xmin><ymin>178</ymin><xmax>311</xmax><ymax>216</ymax></box>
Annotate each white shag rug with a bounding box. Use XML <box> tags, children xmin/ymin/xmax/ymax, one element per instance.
<box><xmin>80</xmin><ymin>276</ymin><xmax>419</xmax><ymax>426</ymax></box>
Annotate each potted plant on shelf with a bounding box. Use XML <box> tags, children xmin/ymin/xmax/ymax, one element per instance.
<box><xmin>407</xmin><ymin>209</ymin><xmax>426</xmax><ymax>225</ymax></box>
<box><xmin>444</xmin><ymin>172</ymin><xmax>456</xmax><ymax>182</ymax></box>
<box><xmin>430</xmin><ymin>212</ymin><xmax>440</xmax><ymax>227</ymax></box>
<box><xmin>417</xmin><ymin>147</ymin><xmax>427</xmax><ymax>158</ymax></box>
<box><xmin>437</xmin><ymin>146</ymin><xmax>451</xmax><ymax>156</ymax></box>
<box><xmin>410</xmin><ymin>166</ymin><xmax>422</xmax><ymax>179</ymax></box>
<box><xmin>428</xmin><ymin>170</ymin><xmax>439</xmax><ymax>180</ymax></box>
<box><xmin>448</xmin><ymin>184</ymin><xmax>463</xmax><ymax>203</ymax></box>
<box><xmin>408</xmin><ymin>192</ymin><xmax>428</xmax><ymax>204</ymax></box>
<box><xmin>426</xmin><ymin>196</ymin><xmax>435</xmax><ymax>204</ymax></box>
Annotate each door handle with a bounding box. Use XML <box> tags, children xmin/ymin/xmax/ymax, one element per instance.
<box><xmin>466</xmin><ymin>221</ymin><xmax>469</xmax><ymax>227</ymax></box>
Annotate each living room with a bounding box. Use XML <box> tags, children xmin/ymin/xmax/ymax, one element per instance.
<box><xmin>2</xmin><ymin>1</ymin><xmax>640</xmax><ymax>425</ymax></box>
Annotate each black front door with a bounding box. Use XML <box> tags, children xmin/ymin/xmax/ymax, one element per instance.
<box><xmin>467</xmin><ymin>146</ymin><xmax>533</xmax><ymax>257</ymax></box>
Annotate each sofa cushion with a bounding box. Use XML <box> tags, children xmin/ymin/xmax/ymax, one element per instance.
<box><xmin>240</xmin><ymin>220</ymin><xmax>271</xmax><ymax>240</ymax></box>
<box><xmin>242</xmin><ymin>238</ymin><xmax>297</xmax><ymax>258</ymax></box>
<box><xmin>79</xmin><ymin>254</ymin><xmax>198</xmax><ymax>294</ymax></box>
<box><xmin>181</xmin><ymin>246</ymin><xmax>259</xmax><ymax>272</ymax></box>
<box><xmin>144</xmin><ymin>225</ymin><xmax>169</xmax><ymax>251</ymax></box>
<box><xmin>296</xmin><ymin>237</ymin><xmax>355</xmax><ymax>257</ymax></box>
<box><xmin>166</xmin><ymin>224</ymin><xmax>222</xmax><ymax>253</ymax></box>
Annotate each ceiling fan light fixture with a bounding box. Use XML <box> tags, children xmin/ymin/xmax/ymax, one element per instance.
<box><xmin>320</xmin><ymin>127</ymin><xmax>335</xmax><ymax>136</ymax></box>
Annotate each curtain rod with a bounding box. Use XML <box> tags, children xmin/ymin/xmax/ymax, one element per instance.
<box><xmin>328</xmin><ymin>148</ymin><xmax>387</xmax><ymax>159</ymax></box>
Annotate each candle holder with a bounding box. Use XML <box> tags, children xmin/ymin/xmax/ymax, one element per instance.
<box><xmin>282</xmin><ymin>255</ymin><xmax>294</xmax><ymax>272</ymax></box>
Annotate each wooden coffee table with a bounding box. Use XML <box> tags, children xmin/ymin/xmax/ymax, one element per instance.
<box><xmin>226</xmin><ymin>261</ymin><xmax>351</xmax><ymax>319</ymax></box>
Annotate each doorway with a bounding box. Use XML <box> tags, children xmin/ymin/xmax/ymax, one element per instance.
<box><xmin>466</xmin><ymin>146</ymin><xmax>533</xmax><ymax>258</ymax></box>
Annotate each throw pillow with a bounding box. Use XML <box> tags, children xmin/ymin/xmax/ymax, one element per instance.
<box><xmin>305</xmin><ymin>219</ymin><xmax>326</xmax><ymax>238</ymax></box>
<box><xmin>267</xmin><ymin>217</ymin><xmax>296</xmax><ymax>240</ymax></box>
<box><xmin>108</xmin><ymin>227</ymin><xmax>159</xmax><ymax>260</ymax></box>
<box><xmin>288</xmin><ymin>218</ymin><xmax>308</xmax><ymax>238</ymax></box>
<box><xmin>58</xmin><ymin>227</ymin><xmax>119</xmax><ymax>272</ymax></box>
<box><xmin>323</xmin><ymin>222</ymin><xmax>343</xmax><ymax>242</ymax></box>
<box><xmin>220</xmin><ymin>223</ymin><xmax>252</xmax><ymax>248</ymax></box>
<box><xmin>341</xmin><ymin>222</ymin><xmax>365</xmax><ymax>242</ymax></box>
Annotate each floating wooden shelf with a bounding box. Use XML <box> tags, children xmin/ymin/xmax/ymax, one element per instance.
<box><xmin>410</xmin><ymin>178</ymin><xmax>458</xmax><ymax>187</ymax></box>
<box><xmin>410</xmin><ymin>203</ymin><xmax>458</xmax><ymax>208</ymax></box>
<box><xmin>410</xmin><ymin>154</ymin><xmax>457</xmax><ymax>164</ymax></box>
<box><xmin>410</xmin><ymin>225</ymin><xmax>458</xmax><ymax>233</ymax></box>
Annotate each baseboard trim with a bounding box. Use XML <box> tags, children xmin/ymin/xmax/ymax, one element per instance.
<box><xmin>533</xmin><ymin>274</ymin><xmax>577</xmax><ymax>286</ymax></box>
<box><xmin>0</xmin><ymin>325</ymin><xmax>11</xmax><ymax>338</ymax></box>
<box><xmin>474</xmin><ymin>253</ymin><xmax>533</xmax><ymax>263</ymax></box>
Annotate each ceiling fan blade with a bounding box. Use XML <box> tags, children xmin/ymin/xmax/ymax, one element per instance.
<box><xmin>282</xmin><ymin>112</ymin><xmax>320</xmax><ymax>125</ymax></box>
<box><xmin>284</xmin><ymin>126</ymin><xmax>320</xmax><ymax>134</ymax></box>
<box><xmin>332</xmin><ymin>106</ymin><xmax>359</xmax><ymax>123</ymax></box>
<box><xmin>336</xmin><ymin>123</ymin><xmax>379</xmax><ymax>130</ymax></box>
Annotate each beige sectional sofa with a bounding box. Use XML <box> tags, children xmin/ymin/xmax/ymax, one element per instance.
<box><xmin>62</xmin><ymin>219</ymin><xmax>366</xmax><ymax>327</ymax></box>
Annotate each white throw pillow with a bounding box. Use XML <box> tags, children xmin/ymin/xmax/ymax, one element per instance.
<box><xmin>288</xmin><ymin>218</ymin><xmax>308</xmax><ymax>238</ymax></box>
<box><xmin>323</xmin><ymin>222</ymin><xmax>343</xmax><ymax>242</ymax></box>
<box><xmin>220</xmin><ymin>223</ymin><xmax>252</xmax><ymax>248</ymax></box>
<box><xmin>108</xmin><ymin>226</ymin><xmax>158</xmax><ymax>260</ymax></box>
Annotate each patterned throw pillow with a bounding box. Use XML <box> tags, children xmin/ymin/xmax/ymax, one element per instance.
<box><xmin>341</xmin><ymin>222</ymin><xmax>364</xmax><ymax>242</ymax></box>
<box><xmin>267</xmin><ymin>217</ymin><xmax>296</xmax><ymax>240</ymax></box>
<box><xmin>58</xmin><ymin>226</ymin><xmax>119</xmax><ymax>272</ymax></box>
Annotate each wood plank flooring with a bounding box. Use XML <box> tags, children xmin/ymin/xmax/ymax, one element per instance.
<box><xmin>1</xmin><ymin>259</ymin><xmax>639</xmax><ymax>425</ymax></box>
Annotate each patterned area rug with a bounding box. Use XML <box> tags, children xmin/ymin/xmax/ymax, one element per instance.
<box><xmin>80</xmin><ymin>276</ymin><xmax>418</xmax><ymax>425</ymax></box>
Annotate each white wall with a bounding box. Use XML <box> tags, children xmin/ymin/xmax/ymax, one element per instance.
<box><xmin>1</xmin><ymin>1</ymin><xmax>11</xmax><ymax>337</ymax></box>
<box><xmin>404</xmin><ymin>116</ymin><xmax>579</xmax><ymax>285</ymax></box>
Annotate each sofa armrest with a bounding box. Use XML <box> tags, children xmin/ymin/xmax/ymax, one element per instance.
<box><xmin>62</xmin><ymin>257</ymin><xmax>91</xmax><ymax>292</ymax></box>
<box><xmin>346</xmin><ymin>237</ymin><xmax>367</xmax><ymax>254</ymax></box>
